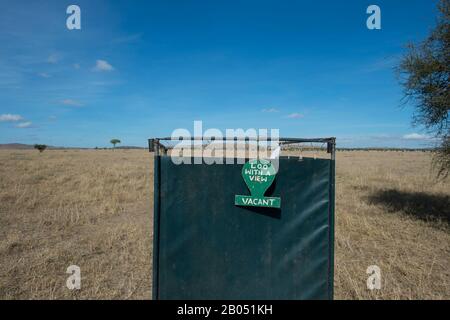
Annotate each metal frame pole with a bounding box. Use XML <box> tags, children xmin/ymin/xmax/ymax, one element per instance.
<box><xmin>152</xmin><ymin>139</ymin><xmax>160</xmax><ymax>299</ymax></box>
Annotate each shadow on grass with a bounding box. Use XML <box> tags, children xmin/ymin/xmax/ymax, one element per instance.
<box><xmin>367</xmin><ymin>189</ymin><xmax>450</xmax><ymax>224</ymax></box>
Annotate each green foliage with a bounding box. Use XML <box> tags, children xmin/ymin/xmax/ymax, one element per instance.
<box><xmin>110</xmin><ymin>139</ymin><xmax>121</xmax><ymax>148</ymax></box>
<box><xmin>398</xmin><ymin>0</ymin><xmax>450</xmax><ymax>178</ymax></box>
<box><xmin>34</xmin><ymin>144</ymin><xmax>47</xmax><ymax>153</ymax></box>
<box><xmin>434</xmin><ymin>136</ymin><xmax>450</xmax><ymax>179</ymax></box>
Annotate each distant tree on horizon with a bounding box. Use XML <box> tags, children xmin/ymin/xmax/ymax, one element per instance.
<box><xmin>110</xmin><ymin>139</ymin><xmax>121</xmax><ymax>149</ymax></box>
<box><xmin>397</xmin><ymin>0</ymin><xmax>449</xmax><ymax>178</ymax></box>
<box><xmin>34</xmin><ymin>144</ymin><xmax>47</xmax><ymax>153</ymax></box>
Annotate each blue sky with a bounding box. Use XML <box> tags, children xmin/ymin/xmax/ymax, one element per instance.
<box><xmin>0</xmin><ymin>0</ymin><xmax>441</xmax><ymax>148</ymax></box>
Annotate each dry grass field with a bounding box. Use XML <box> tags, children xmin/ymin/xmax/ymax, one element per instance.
<box><xmin>0</xmin><ymin>149</ymin><xmax>448</xmax><ymax>299</ymax></box>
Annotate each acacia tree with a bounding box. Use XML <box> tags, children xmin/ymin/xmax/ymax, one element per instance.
<box><xmin>34</xmin><ymin>144</ymin><xmax>47</xmax><ymax>153</ymax></box>
<box><xmin>110</xmin><ymin>139</ymin><xmax>121</xmax><ymax>149</ymax></box>
<box><xmin>397</xmin><ymin>0</ymin><xmax>449</xmax><ymax>178</ymax></box>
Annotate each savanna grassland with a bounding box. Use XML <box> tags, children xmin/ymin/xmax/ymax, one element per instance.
<box><xmin>0</xmin><ymin>149</ymin><xmax>448</xmax><ymax>299</ymax></box>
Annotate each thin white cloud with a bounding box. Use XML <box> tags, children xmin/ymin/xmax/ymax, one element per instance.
<box><xmin>369</xmin><ymin>134</ymin><xmax>395</xmax><ymax>140</ymax></box>
<box><xmin>15</xmin><ymin>121</ymin><xmax>32</xmax><ymax>128</ymax></box>
<box><xmin>38</xmin><ymin>72</ymin><xmax>51</xmax><ymax>78</ymax></box>
<box><xmin>93</xmin><ymin>60</ymin><xmax>114</xmax><ymax>72</ymax></box>
<box><xmin>0</xmin><ymin>114</ymin><xmax>24</xmax><ymax>122</ymax></box>
<box><xmin>402</xmin><ymin>133</ymin><xmax>430</xmax><ymax>140</ymax></box>
<box><xmin>73</xmin><ymin>63</ymin><xmax>80</xmax><ymax>69</ymax></box>
<box><xmin>47</xmin><ymin>53</ymin><xmax>59</xmax><ymax>64</ymax></box>
<box><xmin>363</xmin><ymin>55</ymin><xmax>400</xmax><ymax>73</ymax></box>
<box><xmin>286</xmin><ymin>113</ymin><xmax>304</xmax><ymax>119</ymax></box>
<box><xmin>262</xmin><ymin>108</ymin><xmax>279</xmax><ymax>113</ymax></box>
<box><xmin>61</xmin><ymin>99</ymin><xmax>83</xmax><ymax>107</ymax></box>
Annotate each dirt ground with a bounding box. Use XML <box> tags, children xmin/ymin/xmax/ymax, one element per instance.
<box><xmin>0</xmin><ymin>149</ymin><xmax>448</xmax><ymax>299</ymax></box>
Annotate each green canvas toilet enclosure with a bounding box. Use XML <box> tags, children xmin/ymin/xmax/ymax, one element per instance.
<box><xmin>150</xmin><ymin>137</ymin><xmax>335</xmax><ymax>300</ymax></box>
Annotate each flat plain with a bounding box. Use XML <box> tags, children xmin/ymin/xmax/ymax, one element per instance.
<box><xmin>0</xmin><ymin>149</ymin><xmax>448</xmax><ymax>299</ymax></box>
